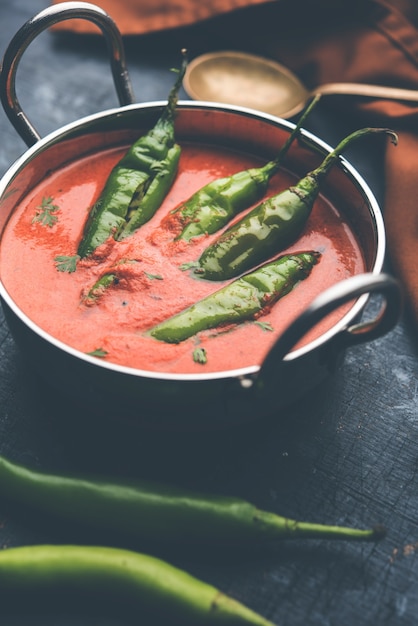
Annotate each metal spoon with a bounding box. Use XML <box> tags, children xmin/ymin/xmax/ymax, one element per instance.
<box><xmin>183</xmin><ymin>50</ymin><xmax>418</xmax><ymax>118</ymax></box>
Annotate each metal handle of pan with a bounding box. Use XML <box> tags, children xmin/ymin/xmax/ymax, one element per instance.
<box><xmin>0</xmin><ymin>1</ymin><xmax>135</xmax><ymax>147</ymax></box>
<box><xmin>258</xmin><ymin>272</ymin><xmax>402</xmax><ymax>381</ymax></box>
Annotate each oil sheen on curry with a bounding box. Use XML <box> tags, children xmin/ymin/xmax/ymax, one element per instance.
<box><xmin>0</xmin><ymin>142</ymin><xmax>365</xmax><ymax>374</ymax></box>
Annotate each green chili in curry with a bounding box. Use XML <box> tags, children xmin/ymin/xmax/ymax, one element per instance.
<box><xmin>162</xmin><ymin>95</ymin><xmax>320</xmax><ymax>241</ymax></box>
<box><xmin>150</xmin><ymin>251</ymin><xmax>320</xmax><ymax>343</ymax></box>
<box><xmin>77</xmin><ymin>51</ymin><xmax>187</xmax><ymax>259</ymax></box>
<box><xmin>197</xmin><ymin>127</ymin><xmax>398</xmax><ymax>281</ymax></box>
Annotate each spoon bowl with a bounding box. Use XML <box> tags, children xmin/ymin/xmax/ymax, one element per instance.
<box><xmin>183</xmin><ymin>50</ymin><xmax>418</xmax><ymax>118</ymax></box>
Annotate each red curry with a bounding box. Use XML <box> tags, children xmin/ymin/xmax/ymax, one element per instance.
<box><xmin>0</xmin><ymin>143</ymin><xmax>365</xmax><ymax>374</ymax></box>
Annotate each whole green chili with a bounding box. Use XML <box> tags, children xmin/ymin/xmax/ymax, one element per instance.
<box><xmin>150</xmin><ymin>251</ymin><xmax>320</xmax><ymax>343</ymax></box>
<box><xmin>197</xmin><ymin>127</ymin><xmax>398</xmax><ymax>281</ymax></box>
<box><xmin>77</xmin><ymin>52</ymin><xmax>187</xmax><ymax>259</ymax></box>
<box><xmin>0</xmin><ymin>454</ymin><xmax>384</xmax><ymax>545</ymax></box>
<box><xmin>0</xmin><ymin>544</ymin><xmax>274</xmax><ymax>625</ymax></box>
<box><xmin>163</xmin><ymin>95</ymin><xmax>320</xmax><ymax>241</ymax></box>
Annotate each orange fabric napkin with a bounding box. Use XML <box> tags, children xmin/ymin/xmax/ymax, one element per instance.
<box><xmin>53</xmin><ymin>0</ymin><xmax>418</xmax><ymax>323</ymax></box>
<box><xmin>51</xmin><ymin>0</ymin><xmax>270</xmax><ymax>35</ymax></box>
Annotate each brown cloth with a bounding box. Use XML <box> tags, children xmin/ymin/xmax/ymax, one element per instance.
<box><xmin>52</xmin><ymin>0</ymin><xmax>271</xmax><ymax>35</ymax></box>
<box><xmin>53</xmin><ymin>0</ymin><xmax>418</xmax><ymax>323</ymax></box>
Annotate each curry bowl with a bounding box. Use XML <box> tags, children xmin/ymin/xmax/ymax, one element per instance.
<box><xmin>0</xmin><ymin>3</ymin><xmax>402</xmax><ymax>429</ymax></box>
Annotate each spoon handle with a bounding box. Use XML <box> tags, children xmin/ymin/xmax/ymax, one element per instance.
<box><xmin>313</xmin><ymin>82</ymin><xmax>418</xmax><ymax>103</ymax></box>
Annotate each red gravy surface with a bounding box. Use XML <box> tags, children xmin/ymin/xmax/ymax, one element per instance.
<box><xmin>0</xmin><ymin>142</ymin><xmax>365</xmax><ymax>374</ymax></box>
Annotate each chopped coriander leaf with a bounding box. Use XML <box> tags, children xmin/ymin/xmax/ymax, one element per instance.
<box><xmin>145</xmin><ymin>272</ymin><xmax>163</xmax><ymax>280</ymax></box>
<box><xmin>193</xmin><ymin>347</ymin><xmax>207</xmax><ymax>365</ymax></box>
<box><xmin>254</xmin><ymin>321</ymin><xmax>274</xmax><ymax>332</ymax></box>
<box><xmin>87</xmin><ymin>348</ymin><xmax>108</xmax><ymax>358</ymax></box>
<box><xmin>179</xmin><ymin>261</ymin><xmax>199</xmax><ymax>271</ymax></box>
<box><xmin>55</xmin><ymin>255</ymin><xmax>80</xmax><ymax>273</ymax></box>
<box><xmin>32</xmin><ymin>196</ymin><xmax>60</xmax><ymax>227</ymax></box>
